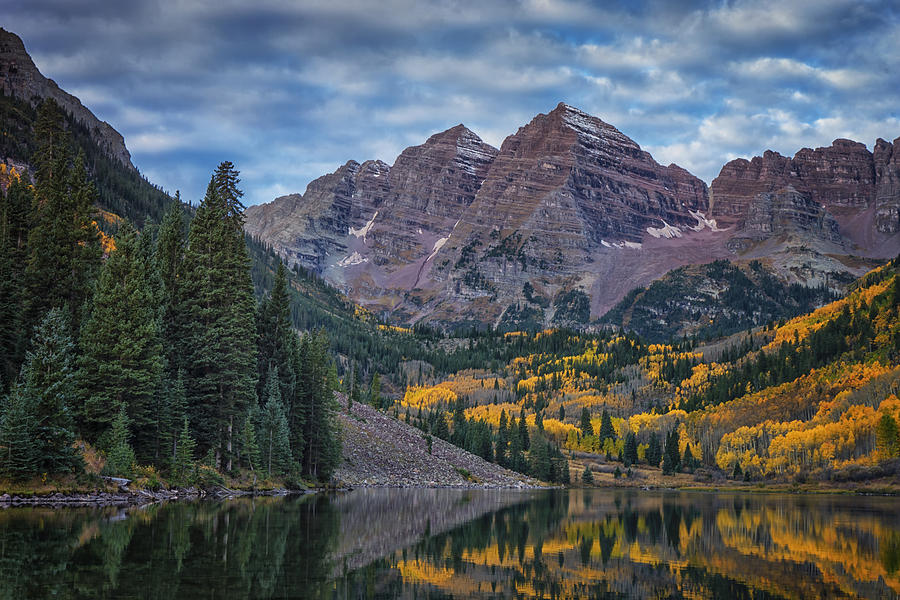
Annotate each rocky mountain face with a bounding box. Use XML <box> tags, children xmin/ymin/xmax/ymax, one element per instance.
<box><xmin>246</xmin><ymin>104</ymin><xmax>899</xmax><ymax>330</ymax></box>
<box><xmin>710</xmin><ymin>138</ymin><xmax>900</xmax><ymax>246</ymax></box>
<box><xmin>0</xmin><ymin>28</ymin><xmax>133</xmax><ymax>169</ymax></box>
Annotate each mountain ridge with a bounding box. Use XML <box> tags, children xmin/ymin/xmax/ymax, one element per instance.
<box><xmin>247</xmin><ymin>103</ymin><xmax>898</xmax><ymax>330</ymax></box>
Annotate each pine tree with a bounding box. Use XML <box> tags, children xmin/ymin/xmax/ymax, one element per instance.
<box><xmin>240</xmin><ymin>409</ymin><xmax>261</xmax><ymax>473</ymax></box>
<box><xmin>598</xmin><ymin>409</ymin><xmax>615</xmax><ymax>443</ymax></box>
<box><xmin>180</xmin><ymin>165</ymin><xmax>257</xmax><ymax>470</ymax></box>
<box><xmin>5</xmin><ymin>308</ymin><xmax>81</xmax><ymax>476</ymax></box>
<box><xmin>682</xmin><ymin>443</ymin><xmax>697</xmax><ymax>472</ymax></box>
<box><xmin>24</xmin><ymin>109</ymin><xmax>101</xmax><ymax>336</ymax></box>
<box><xmin>580</xmin><ymin>407</ymin><xmax>593</xmax><ymax>436</ymax></box>
<box><xmin>647</xmin><ymin>432</ymin><xmax>662</xmax><ymax>467</ymax></box>
<box><xmin>0</xmin><ymin>176</ymin><xmax>33</xmax><ymax>388</ymax></box>
<box><xmin>581</xmin><ymin>464</ymin><xmax>594</xmax><ymax>485</ymax></box>
<box><xmin>78</xmin><ymin>222</ymin><xmax>163</xmax><ymax>459</ymax></box>
<box><xmin>876</xmin><ymin>413</ymin><xmax>900</xmax><ymax>461</ymax></box>
<box><xmin>624</xmin><ymin>431</ymin><xmax>638</xmax><ymax>466</ymax></box>
<box><xmin>155</xmin><ymin>197</ymin><xmax>187</xmax><ymax>375</ymax></box>
<box><xmin>106</xmin><ymin>405</ymin><xmax>136</xmax><ymax>477</ymax></box>
<box><xmin>662</xmin><ymin>428</ymin><xmax>681</xmax><ymax>475</ymax></box>
<box><xmin>369</xmin><ymin>372</ymin><xmax>382</xmax><ymax>407</ymax></box>
<box><xmin>518</xmin><ymin>409</ymin><xmax>530</xmax><ymax>451</ymax></box>
<box><xmin>0</xmin><ymin>385</ymin><xmax>38</xmax><ymax>479</ymax></box>
<box><xmin>496</xmin><ymin>410</ymin><xmax>509</xmax><ymax>467</ymax></box>
<box><xmin>256</xmin><ymin>261</ymin><xmax>295</xmax><ymax>404</ymax></box>
<box><xmin>259</xmin><ymin>369</ymin><xmax>292</xmax><ymax>477</ymax></box>
<box><xmin>172</xmin><ymin>416</ymin><xmax>197</xmax><ymax>485</ymax></box>
<box><xmin>159</xmin><ymin>370</ymin><xmax>188</xmax><ymax>465</ymax></box>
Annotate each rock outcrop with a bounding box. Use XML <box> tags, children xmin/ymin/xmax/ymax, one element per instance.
<box><xmin>710</xmin><ymin>138</ymin><xmax>900</xmax><ymax>247</ymax></box>
<box><xmin>0</xmin><ymin>28</ymin><xmax>134</xmax><ymax>169</ymax></box>
<box><xmin>247</xmin><ymin>104</ymin><xmax>898</xmax><ymax>330</ymax></box>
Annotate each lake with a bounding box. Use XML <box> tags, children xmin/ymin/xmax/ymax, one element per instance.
<box><xmin>1</xmin><ymin>488</ymin><xmax>898</xmax><ymax>598</ymax></box>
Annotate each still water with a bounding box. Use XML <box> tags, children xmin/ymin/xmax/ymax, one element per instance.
<box><xmin>1</xmin><ymin>488</ymin><xmax>898</xmax><ymax>599</ymax></box>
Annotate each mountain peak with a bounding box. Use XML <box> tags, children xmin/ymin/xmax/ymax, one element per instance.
<box><xmin>0</xmin><ymin>28</ymin><xmax>134</xmax><ymax>169</ymax></box>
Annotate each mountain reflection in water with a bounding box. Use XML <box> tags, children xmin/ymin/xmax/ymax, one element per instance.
<box><xmin>0</xmin><ymin>489</ymin><xmax>898</xmax><ymax>599</ymax></box>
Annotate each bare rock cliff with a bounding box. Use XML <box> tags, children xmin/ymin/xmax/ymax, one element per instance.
<box><xmin>0</xmin><ymin>28</ymin><xmax>134</xmax><ymax>169</ymax></box>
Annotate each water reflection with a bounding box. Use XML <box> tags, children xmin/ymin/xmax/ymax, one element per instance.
<box><xmin>0</xmin><ymin>490</ymin><xmax>899</xmax><ymax>599</ymax></box>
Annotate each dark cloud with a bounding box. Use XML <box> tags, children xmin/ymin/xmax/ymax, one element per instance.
<box><xmin>4</xmin><ymin>0</ymin><xmax>899</xmax><ymax>204</ymax></box>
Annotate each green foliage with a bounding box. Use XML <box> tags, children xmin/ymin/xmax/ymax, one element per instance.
<box><xmin>180</xmin><ymin>164</ymin><xmax>257</xmax><ymax>468</ymax></box>
<box><xmin>579</xmin><ymin>407</ymin><xmax>593</xmax><ymax>436</ymax></box>
<box><xmin>105</xmin><ymin>405</ymin><xmax>135</xmax><ymax>477</ymax></box>
<box><xmin>646</xmin><ymin>433</ymin><xmax>662</xmax><ymax>467</ymax></box>
<box><xmin>624</xmin><ymin>431</ymin><xmax>638</xmax><ymax>467</ymax></box>
<box><xmin>259</xmin><ymin>368</ymin><xmax>292</xmax><ymax>477</ymax></box>
<box><xmin>581</xmin><ymin>465</ymin><xmax>594</xmax><ymax>485</ymax></box>
<box><xmin>602</xmin><ymin>259</ymin><xmax>840</xmax><ymax>342</ymax></box>
<box><xmin>0</xmin><ymin>308</ymin><xmax>80</xmax><ymax>478</ymax></box>
<box><xmin>240</xmin><ymin>410</ymin><xmax>261</xmax><ymax>473</ymax></box>
<box><xmin>552</xmin><ymin>289</ymin><xmax>590</xmax><ymax>325</ymax></box>
<box><xmin>172</xmin><ymin>417</ymin><xmax>197</xmax><ymax>485</ymax></box>
<box><xmin>598</xmin><ymin>410</ymin><xmax>615</xmax><ymax>443</ymax></box>
<box><xmin>876</xmin><ymin>413</ymin><xmax>900</xmax><ymax>461</ymax></box>
<box><xmin>0</xmin><ymin>176</ymin><xmax>33</xmax><ymax>389</ymax></box>
<box><xmin>78</xmin><ymin>222</ymin><xmax>163</xmax><ymax>458</ymax></box>
<box><xmin>662</xmin><ymin>428</ymin><xmax>681</xmax><ymax>475</ymax></box>
<box><xmin>24</xmin><ymin>103</ymin><xmax>102</xmax><ymax>335</ymax></box>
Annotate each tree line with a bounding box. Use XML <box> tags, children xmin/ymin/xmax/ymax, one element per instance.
<box><xmin>0</xmin><ymin>100</ymin><xmax>341</xmax><ymax>483</ymax></box>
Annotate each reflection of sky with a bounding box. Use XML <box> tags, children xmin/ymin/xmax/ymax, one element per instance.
<box><xmin>6</xmin><ymin>1</ymin><xmax>900</xmax><ymax>206</ymax></box>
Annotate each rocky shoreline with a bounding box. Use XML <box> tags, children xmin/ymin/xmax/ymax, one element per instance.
<box><xmin>0</xmin><ymin>482</ymin><xmax>307</xmax><ymax>508</ymax></box>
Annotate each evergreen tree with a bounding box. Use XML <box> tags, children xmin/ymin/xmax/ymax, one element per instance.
<box><xmin>579</xmin><ymin>407</ymin><xmax>593</xmax><ymax>436</ymax></box>
<box><xmin>158</xmin><ymin>370</ymin><xmax>188</xmax><ymax>465</ymax></box>
<box><xmin>0</xmin><ymin>176</ymin><xmax>33</xmax><ymax>388</ymax></box>
<box><xmin>646</xmin><ymin>432</ymin><xmax>662</xmax><ymax>467</ymax></box>
<box><xmin>259</xmin><ymin>369</ymin><xmax>292</xmax><ymax>477</ymax></box>
<box><xmin>529</xmin><ymin>437</ymin><xmax>552</xmax><ymax>481</ymax></box>
<box><xmin>496</xmin><ymin>410</ymin><xmax>509</xmax><ymax>467</ymax></box>
<box><xmin>240</xmin><ymin>409</ymin><xmax>261</xmax><ymax>473</ymax></box>
<box><xmin>624</xmin><ymin>431</ymin><xmax>638</xmax><ymax>466</ymax></box>
<box><xmin>24</xmin><ymin>106</ymin><xmax>101</xmax><ymax>336</ymax></box>
<box><xmin>155</xmin><ymin>197</ymin><xmax>187</xmax><ymax>375</ymax></box>
<box><xmin>451</xmin><ymin>400</ymin><xmax>467</xmax><ymax>447</ymax></box>
<box><xmin>172</xmin><ymin>416</ymin><xmax>196</xmax><ymax>485</ymax></box>
<box><xmin>876</xmin><ymin>413</ymin><xmax>900</xmax><ymax>461</ymax></box>
<box><xmin>297</xmin><ymin>330</ymin><xmax>341</xmax><ymax>481</ymax></box>
<box><xmin>662</xmin><ymin>428</ymin><xmax>681</xmax><ymax>475</ymax></box>
<box><xmin>598</xmin><ymin>409</ymin><xmax>615</xmax><ymax>443</ymax></box>
<box><xmin>518</xmin><ymin>409</ymin><xmax>530</xmax><ymax>451</ymax></box>
<box><xmin>682</xmin><ymin>443</ymin><xmax>697</xmax><ymax>472</ymax></box>
<box><xmin>432</xmin><ymin>410</ymin><xmax>450</xmax><ymax>441</ymax></box>
<box><xmin>0</xmin><ymin>384</ymin><xmax>37</xmax><ymax>479</ymax></box>
<box><xmin>369</xmin><ymin>372</ymin><xmax>382</xmax><ymax>407</ymax></box>
<box><xmin>180</xmin><ymin>165</ymin><xmax>257</xmax><ymax>470</ymax></box>
<box><xmin>106</xmin><ymin>405</ymin><xmax>136</xmax><ymax>477</ymax></box>
<box><xmin>581</xmin><ymin>464</ymin><xmax>594</xmax><ymax>485</ymax></box>
<box><xmin>1</xmin><ymin>309</ymin><xmax>81</xmax><ymax>476</ymax></box>
<box><xmin>78</xmin><ymin>222</ymin><xmax>163</xmax><ymax>459</ymax></box>
<box><xmin>256</xmin><ymin>260</ymin><xmax>295</xmax><ymax>405</ymax></box>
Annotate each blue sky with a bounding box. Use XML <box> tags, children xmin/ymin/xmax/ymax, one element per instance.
<box><xmin>6</xmin><ymin>0</ymin><xmax>899</xmax><ymax>206</ymax></box>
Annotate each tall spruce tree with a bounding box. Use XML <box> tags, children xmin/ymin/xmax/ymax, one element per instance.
<box><xmin>257</xmin><ymin>261</ymin><xmax>294</xmax><ymax>384</ymax></box>
<box><xmin>0</xmin><ymin>176</ymin><xmax>33</xmax><ymax>388</ymax></box>
<box><xmin>155</xmin><ymin>197</ymin><xmax>187</xmax><ymax>375</ymax></box>
<box><xmin>158</xmin><ymin>370</ymin><xmax>188</xmax><ymax>465</ymax></box>
<box><xmin>24</xmin><ymin>103</ymin><xmax>101</xmax><ymax>335</ymax></box>
<box><xmin>78</xmin><ymin>222</ymin><xmax>163</xmax><ymax>460</ymax></box>
<box><xmin>0</xmin><ymin>309</ymin><xmax>81</xmax><ymax>477</ymax></box>
<box><xmin>297</xmin><ymin>330</ymin><xmax>341</xmax><ymax>481</ymax></box>
<box><xmin>180</xmin><ymin>164</ymin><xmax>257</xmax><ymax>470</ymax></box>
<box><xmin>598</xmin><ymin>409</ymin><xmax>615</xmax><ymax>443</ymax></box>
<box><xmin>259</xmin><ymin>368</ymin><xmax>292</xmax><ymax>477</ymax></box>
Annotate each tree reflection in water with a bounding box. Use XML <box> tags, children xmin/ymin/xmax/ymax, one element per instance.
<box><xmin>1</xmin><ymin>490</ymin><xmax>899</xmax><ymax>599</ymax></box>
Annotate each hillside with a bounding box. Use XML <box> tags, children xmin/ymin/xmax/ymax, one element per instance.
<box><xmin>391</xmin><ymin>257</ymin><xmax>900</xmax><ymax>483</ymax></box>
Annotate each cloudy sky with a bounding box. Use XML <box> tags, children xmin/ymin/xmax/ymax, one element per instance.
<box><xmin>6</xmin><ymin>0</ymin><xmax>899</xmax><ymax>206</ymax></box>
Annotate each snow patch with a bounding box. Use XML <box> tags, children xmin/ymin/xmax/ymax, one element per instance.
<box><xmin>601</xmin><ymin>239</ymin><xmax>643</xmax><ymax>250</ymax></box>
<box><xmin>349</xmin><ymin>211</ymin><xmax>378</xmax><ymax>241</ymax></box>
<box><xmin>688</xmin><ymin>210</ymin><xmax>724</xmax><ymax>232</ymax></box>
<box><xmin>426</xmin><ymin>236</ymin><xmax>449</xmax><ymax>262</ymax></box>
<box><xmin>338</xmin><ymin>251</ymin><xmax>368</xmax><ymax>267</ymax></box>
<box><xmin>646</xmin><ymin>220</ymin><xmax>683</xmax><ymax>239</ymax></box>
